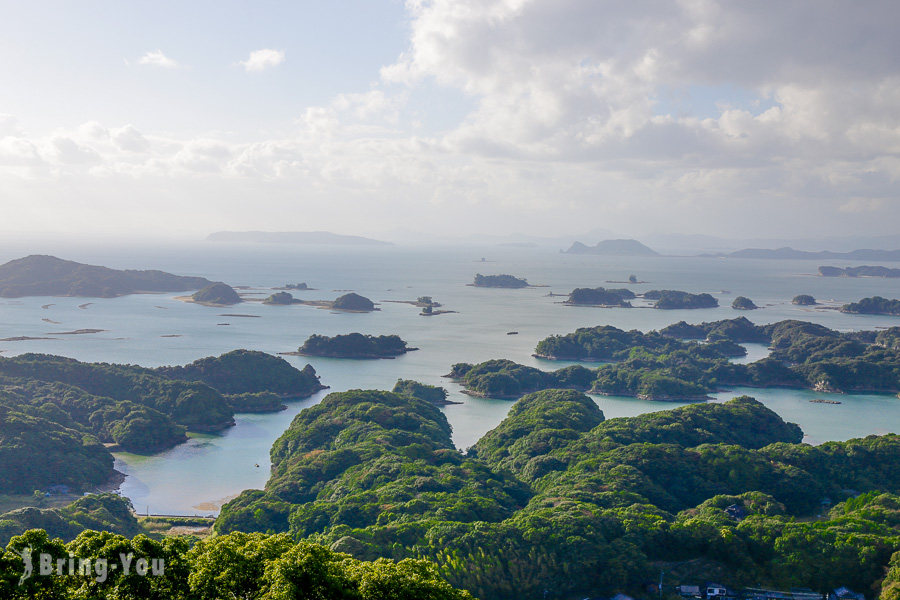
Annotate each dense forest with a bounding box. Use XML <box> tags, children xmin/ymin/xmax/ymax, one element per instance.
<box><xmin>0</xmin><ymin>351</ymin><xmax>323</xmax><ymax>492</ymax></box>
<box><xmin>213</xmin><ymin>388</ymin><xmax>900</xmax><ymax>599</ymax></box>
<box><xmin>0</xmin><ymin>255</ymin><xmax>212</xmax><ymax>298</ymax></box>
<box><xmin>156</xmin><ymin>349</ymin><xmax>325</xmax><ymax>399</ymax></box>
<box><xmin>0</xmin><ymin>503</ymin><xmax>472</xmax><ymax>599</ymax></box>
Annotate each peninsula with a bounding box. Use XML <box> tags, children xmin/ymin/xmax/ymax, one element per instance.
<box><xmin>0</xmin><ymin>254</ymin><xmax>213</xmax><ymax>298</ymax></box>
<box><xmin>392</xmin><ymin>379</ymin><xmax>461</xmax><ymax>405</ymax></box>
<box><xmin>842</xmin><ymin>296</ymin><xmax>900</xmax><ymax>316</ymax></box>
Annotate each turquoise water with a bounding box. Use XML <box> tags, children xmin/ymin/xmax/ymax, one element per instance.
<box><xmin>1</xmin><ymin>241</ymin><xmax>899</xmax><ymax>514</ymax></box>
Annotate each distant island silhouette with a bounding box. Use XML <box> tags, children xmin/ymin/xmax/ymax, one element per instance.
<box><xmin>0</xmin><ymin>255</ymin><xmax>213</xmax><ymax>298</ymax></box>
<box><xmin>206</xmin><ymin>231</ymin><xmax>392</xmax><ymax>246</ymax></box>
<box><xmin>703</xmin><ymin>247</ymin><xmax>900</xmax><ymax>261</ymax></box>
<box><xmin>563</xmin><ymin>239</ymin><xmax>660</xmax><ymax>256</ymax></box>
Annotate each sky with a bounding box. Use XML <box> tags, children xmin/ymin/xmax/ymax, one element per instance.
<box><xmin>2</xmin><ymin>0</ymin><xmax>900</xmax><ymax>242</ymax></box>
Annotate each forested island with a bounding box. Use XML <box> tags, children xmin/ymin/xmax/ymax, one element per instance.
<box><xmin>528</xmin><ymin>317</ymin><xmax>900</xmax><ymax>399</ymax></box>
<box><xmin>644</xmin><ymin>289</ymin><xmax>719</xmax><ymax>309</ymax></box>
<box><xmin>212</xmin><ymin>389</ymin><xmax>900</xmax><ymax>599</ymax></box>
<box><xmin>263</xmin><ymin>291</ymin><xmax>295</xmax><ymax>304</ymax></box>
<box><xmin>297</xmin><ymin>333</ymin><xmax>412</xmax><ymax>358</ymax></box>
<box><xmin>562</xmin><ymin>288</ymin><xmax>717</xmax><ymax>309</ymax></box>
<box><xmin>842</xmin><ymin>296</ymin><xmax>900</xmax><ymax>316</ymax></box>
<box><xmin>565</xmin><ymin>287</ymin><xmax>634</xmax><ymax>306</ymax></box>
<box><xmin>331</xmin><ymin>292</ymin><xmax>375</xmax><ymax>311</ymax></box>
<box><xmin>471</xmin><ymin>273</ymin><xmax>529</xmax><ymax>288</ymax></box>
<box><xmin>732</xmin><ymin>295</ymin><xmax>758</xmax><ymax>310</ymax></box>
<box><xmin>0</xmin><ymin>255</ymin><xmax>212</xmax><ymax>298</ymax></box>
<box><xmin>190</xmin><ymin>282</ymin><xmax>242</xmax><ymax>305</ymax></box>
<box><xmin>261</xmin><ymin>291</ymin><xmax>377</xmax><ymax>311</ymax></box>
<box><xmin>820</xmin><ymin>265</ymin><xmax>900</xmax><ymax>277</ymax></box>
<box><xmin>0</xmin><ymin>350</ymin><xmax>323</xmax><ymax>492</ymax></box>
<box><xmin>793</xmin><ymin>294</ymin><xmax>818</xmax><ymax>305</ymax></box>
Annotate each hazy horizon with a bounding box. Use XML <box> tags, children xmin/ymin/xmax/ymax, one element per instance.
<box><xmin>2</xmin><ymin>1</ymin><xmax>900</xmax><ymax>240</ymax></box>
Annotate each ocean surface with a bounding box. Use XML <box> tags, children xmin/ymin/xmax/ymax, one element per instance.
<box><xmin>1</xmin><ymin>240</ymin><xmax>899</xmax><ymax>515</ymax></box>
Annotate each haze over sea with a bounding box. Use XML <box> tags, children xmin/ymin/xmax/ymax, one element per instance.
<box><xmin>1</xmin><ymin>240</ymin><xmax>898</xmax><ymax>515</ymax></box>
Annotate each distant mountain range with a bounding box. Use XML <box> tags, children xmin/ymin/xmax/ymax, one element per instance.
<box><xmin>563</xmin><ymin>239</ymin><xmax>661</xmax><ymax>257</ymax></box>
<box><xmin>0</xmin><ymin>255</ymin><xmax>213</xmax><ymax>298</ymax></box>
<box><xmin>207</xmin><ymin>231</ymin><xmax>392</xmax><ymax>245</ymax></box>
<box><xmin>703</xmin><ymin>247</ymin><xmax>900</xmax><ymax>261</ymax></box>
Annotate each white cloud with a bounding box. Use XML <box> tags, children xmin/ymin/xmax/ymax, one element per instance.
<box><xmin>79</xmin><ymin>121</ymin><xmax>110</xmax><ymax>140</ymax></box>
<box><xmin>0</xmin><ymin>114</ymin><xmax>23</xmax><ymax>138</ymax></box>
<box><xmin>112</xmin><ymin>125</ymin><xmax>150</xmax><ymax>153</ymax></box>
<box><xmin>0</xmin><ymin>137</ymin><xmax>43</xmax><ymax>167</ymax></box>
<box><xmin>138</xmin><ymin>50</ymin><xmax>181</xmax><ymax>69</ymax></box>
<box><xmin>238</xmin><ymin>49</ymin><xmax>285</xmax><ymax>72</ymax></box>
<box><xmin>4</xmin><ymin>2</ymin><xmax>900</xmax><ymax>238</ymax></box>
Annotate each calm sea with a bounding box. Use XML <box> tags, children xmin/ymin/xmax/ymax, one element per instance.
<box><xmin>0</xmin><ymin>241</ymin><xmax>898</xmax><ymax>515</ymax></box>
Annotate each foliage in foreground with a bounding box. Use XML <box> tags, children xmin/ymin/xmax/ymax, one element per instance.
<box><xmin>0</xmin><ymin>529</ymin><xmax>472</xmax><ymax>599</ymax></box>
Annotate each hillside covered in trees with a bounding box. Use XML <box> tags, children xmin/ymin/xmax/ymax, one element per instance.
<box><xmin>214</xmin><ymin>388</ymin><xmax>900</xmax><ymax>599</ymax></box>
<box><xmin>0</xmin><ymin>350</ymin><xmax>324</xmax><ymax>492</ymax></box>
<box><xmin>525</xmin><ymin>317</ymin><xmax>900</xmax><ymax>400</ymax></box>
